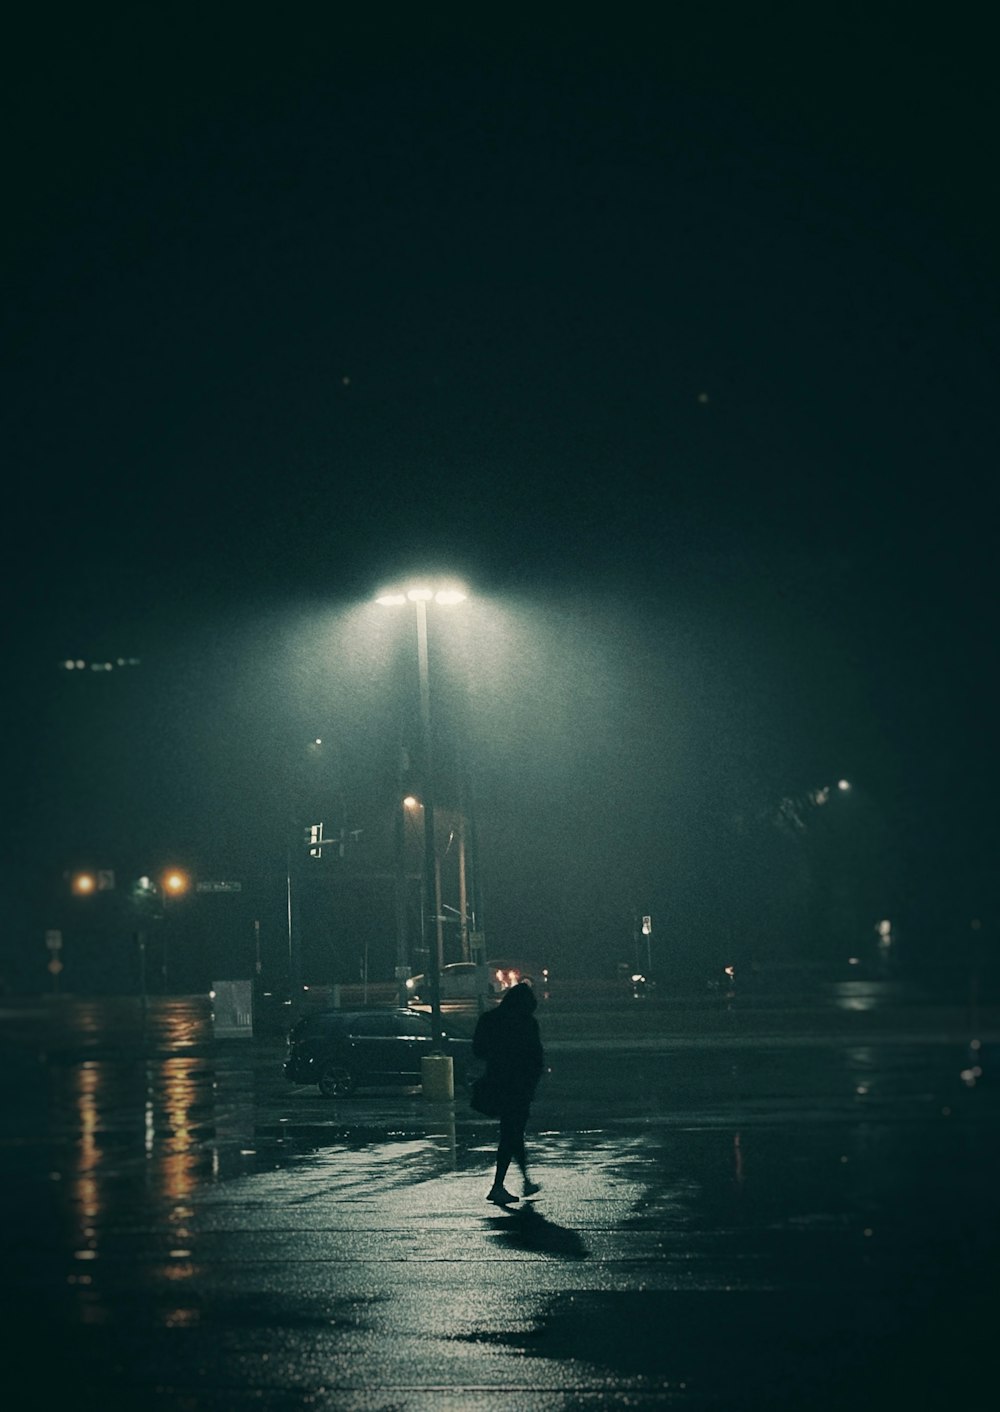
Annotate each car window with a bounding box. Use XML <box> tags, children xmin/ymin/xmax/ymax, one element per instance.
<box><xmin>295</xmin><ymin>1013</ymin><xmax>345</xmax><ymax>1039</ymax></box>
<box><xmin>394</xmin><ymin>1012</ymin><xmax>432</xmax><ymax>1038</ymax></box>
<box><xmin>346</xmin><ymin>1013</ymin><xmax>397</xmax><ymax>1037</ymax></box>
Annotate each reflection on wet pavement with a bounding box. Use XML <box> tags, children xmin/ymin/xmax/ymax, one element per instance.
<box><xmin>1</xmin><ymin>993</ymin><xmax>998</xmax><ymax>1408</ymax></box>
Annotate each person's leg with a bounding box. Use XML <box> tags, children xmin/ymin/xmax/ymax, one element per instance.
<box><xmin>513</xmin><ymin>1106</ymin><xmax>541</xmax><ymax>1195</ymax></box>
<box><xmin>510</xmin><ymin>1113</ymin><xmax>527</xmax><ymax>1179</ymax></box>
<box><xmin>488</xmin><ymin>1113</ymin><xmax>519</xmax><ymax>1202</ymax></box>
<box><xmin>493</xmin><ymin>1122</ymin><xmax>514</xmax><ymax>1187</ymax></box>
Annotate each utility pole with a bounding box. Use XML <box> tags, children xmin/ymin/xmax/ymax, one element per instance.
<box><xmin>466</xmin><ymin>779</ymin><xmax>489</xmax><ymax>1012</ymax></box>
<box><xmin>458</xmin><ymin>809</ymin><xmax>469</xmax><ymax>963</ymax></box>
<box><xmin>415</xmin><ymin>597</ymin><xmax>443</xmax><ymax>1046</ymax></box>
<box><xmin>286</xmin><ymin>839</ymin><xmax>302</xmax><ymax>1012</ymax></box>
<box><xmin>394</xmin><ymin>789</ymin><xmax>410</xmax><ymax>1007</ymax></box>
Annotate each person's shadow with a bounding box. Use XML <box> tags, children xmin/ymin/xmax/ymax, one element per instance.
<box><xmin>485</xmin><ymin>1203</ymin><xmax>589</xmax><ymax>1261</ymax></box>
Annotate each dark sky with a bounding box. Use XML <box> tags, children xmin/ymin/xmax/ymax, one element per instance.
<box><xmin>4</xmin><ymin>8</ymin><xmax>998</xmax><ymax>980</ymax></box>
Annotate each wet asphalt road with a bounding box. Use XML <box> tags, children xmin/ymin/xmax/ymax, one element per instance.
<box><xmin>1</xmin><ymin>987</ymin><xmax>998</xmax><ymax>1410</ymax></box>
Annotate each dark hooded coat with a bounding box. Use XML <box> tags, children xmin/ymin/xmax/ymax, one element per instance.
<box><xmin>472</xmin><ymin>982</ymin><xmax>544</xmax><ymax>1110</ymax></box>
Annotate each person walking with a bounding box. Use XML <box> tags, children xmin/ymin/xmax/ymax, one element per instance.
<box><xmin>473</xmin><ymin>980</ymin><xmax>545</xmax><ymax>1207</ymax></box>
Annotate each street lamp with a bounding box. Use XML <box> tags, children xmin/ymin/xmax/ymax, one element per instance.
<box><xmin>162</xmin><ymin>869</ymin><xmax>190</xmax><ymax>898</ymax></box>
<box><xmin>157</xmin><ymin>868</ymin><xmax>190</xmax><ymax>990</ymax></box>
<box><xmin>376</xmin><ymin>582</ymin><xmax>467</xmax><ymax>1051</ymax></box>
<box><xmin>393</xmin><ymin>794</ymin><xmax>423</xmax><ymax>1006</ymax></box>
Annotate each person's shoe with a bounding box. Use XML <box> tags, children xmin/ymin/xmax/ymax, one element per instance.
<box><xmin>486</xmin><ymin>1185</ymin><xmax>520</xmax><ymax>1206</ymax></box>
<box><xmin>522</xmin><ymin>1179</ymin><xmax>542</xmax><ymax>1198</ymax></box>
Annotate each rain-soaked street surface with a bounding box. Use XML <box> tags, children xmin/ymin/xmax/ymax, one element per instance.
<box><xmin>2</xmin><ymin>984</ymin><xmax>998</xmax><ymax>1410</ymax></box>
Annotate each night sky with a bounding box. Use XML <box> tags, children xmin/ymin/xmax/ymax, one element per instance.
<box><xmin>4</xmin><ymin>9</ymin><xmax>998</xmax><ymax>988</ymax></box>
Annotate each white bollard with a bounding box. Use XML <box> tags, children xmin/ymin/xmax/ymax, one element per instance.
<box><xmin>421</xmin><ymin>1053</ymin><xmax>454</xmax><ymax>1101</ymax></box>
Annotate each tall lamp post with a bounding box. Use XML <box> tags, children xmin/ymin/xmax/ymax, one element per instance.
<box><xmin>157</xmin><ymin>868</ymin><xmax>190</xmax><ymax>991</ymax></box>
<box><xmin>774</xmin><ymin>778</ymin><xmax>854</xmax><ymax>963</ymax></box>
<box><xmin>394</xmin><ymin>794</ymin><xmax>422</xmax><ymax>1007</ymax></box>
<box><xmin>376</xmin><ymin>583</ymin><xmax>467</xmax><ymax>1053</ymax></box>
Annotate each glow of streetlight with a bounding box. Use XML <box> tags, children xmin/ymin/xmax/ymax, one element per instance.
<box><xmin>837</xmin><ymin>779</ymin><xmax>851</xmax><ymax>791</ymax></box>
<box><xmin>162</xmin><ymin>870</ymin><xmax>190</xmax><ymax>896</ymax></box>
<box><xmin>72</xmin><ymin>872</ymin><xmax>96</xmax><ymax>895</ymax></box>
<box><xmin>403</xmin><ymin>795</ymin><xmax>420</xmax><ymax>809</ymax></box>
<box><xmin>376</xmin><ymin>582</ymin><xmax>468</xmax><ymax>608</ymax></box>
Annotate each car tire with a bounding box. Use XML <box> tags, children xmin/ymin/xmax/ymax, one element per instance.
<box><xmin>317</xmin><ymin>1062</ymin><xmax>356</xmax><ymax>1098</ymax></box>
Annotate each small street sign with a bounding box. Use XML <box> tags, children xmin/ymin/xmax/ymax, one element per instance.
<box><xmin>97</xmin><ymin>870</ymin><xmax>115</xmax><ymax>891</ymax></box>
<box><xmin>642</xmin><ymin>916</ymin><xmax>652</xmax><ymax>935</ymax></box>
<box><xmin>45</xmin><ymin>929</ymin><xmax>63</xmax><ymax>951</ymax></box>
<box><xmin>196</xmin><ymin>881</ymin><xmax>243</xmax><ymax>893</ymax></box>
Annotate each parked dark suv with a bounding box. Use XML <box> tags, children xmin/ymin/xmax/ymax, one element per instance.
<box><xmin>284</xmin><ymin>1007</ymin><xmax>474</xmax><ymax>1098</ymax></box>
